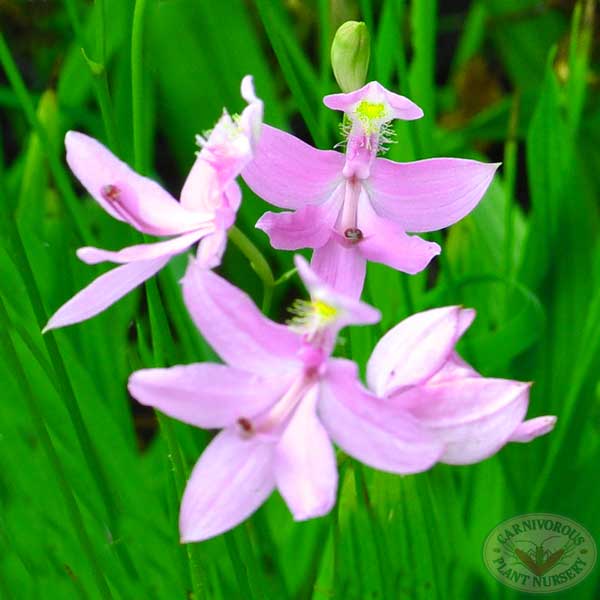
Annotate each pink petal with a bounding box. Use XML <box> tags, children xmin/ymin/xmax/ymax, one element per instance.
<box><xmin>393</xmin><ymin>378</ymin><xmax>530</xmax><ymax>465</ymax></box>
<box><xmin>241</xmin><ymin>125</ymin><xmax>344</xmax><ymax>209</ymax></box>
<box><xmin>180</xmin><ymin>158</ymin><xmax>222</xmax><ymax>213</ymax></box>
<box><xmin>43</xmin><ymin>256</ymin><xmax>170</xmax><ymax>332</ymax></box>
<box><xmin>367</xmin><ymin>157</ymin><xmax>499</xmax><ymax>233</ymax></box>
<box><xmin>509</xmin><ymin>416</ymin><xmax>557</xmax><ymax>443</ymax></box>
<box><xmin>239</xmin><ymin>75</ymin><xmax>263</xmax><ymax>151</ymax></box>
<box><xmin>195</xmin><ymin>229</ymin><xmax>228</xmax><ymax>269</ymax></box>
<box><xmin>76</xmin><ymin>229</ymin><xmax>209</xmax><ymax>265</ymax></box>
<box><xmin>310</xmin><ymin>238</ymin><xmax>367</xmax><ymax>299</ymax></box>
<box><xmin>294</xmin><ymin>255</ymin><xmax>380</xmax><ymax>326</ymax></box>
<box><xmin>274</xmin><ymin>385</ymin><xmax>337</xmax><ymax>520</ymax></box>
<box><xmin>319</xmin><ymin>359</ymin><xmax>444</xmax><ymax>474</ymax></box>
<box><xmin>427</xmin><ymin>352</ymin><xmax>479</xmax><ymax>384</ymax></box>
<box><xmin>356</xmin><ymin>197</ymin><xmax>440</xmax><ymax>274</ymax></box>
<box><xmin>323</xmin><ymin>81</ymin><xmax>424</xmax><ymax>121</ymax></box>
<box><xmin>182</xmin><ymin>259</ymin><xmax>303</xmax><ymax>375</ymax></box>
<box><xmin>367</xmin><ymin>306</ymin><xmax>468</xmax><ymax>396</ymax></box>
<box><xmin>224</xmin><ymin>181</ymin><xmax>242</xmax><ymax>215</ymax></box>
<box><xmin>256</xmin><ymin>186</ymin><xmax>343</xmax><ymax>250</ymax></box>
<box><xmin>179</xmin><ymin>428</ymin><xmax>275</xmax><ymax>542</ymax></box>
<box><xmin>65</xmin><ymin>131</ymin><xmax>210</xmax><ymax>235</ymax></box>
<box><xmin>128</xmin><ymin>364</ymin><xmax>292</xmax><ymax>429</ymax></box>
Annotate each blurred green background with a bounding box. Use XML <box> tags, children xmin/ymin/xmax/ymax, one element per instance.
<box><xmin>0</xmin><ymin>0</ymin><xmax>599</xmax><ymax>598</ymax></box>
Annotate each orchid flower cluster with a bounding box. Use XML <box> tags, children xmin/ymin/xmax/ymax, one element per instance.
<box><xmin>45</xmin><ymin>74</ymin><xmax>555</xmax><ymax>542</ymax></box>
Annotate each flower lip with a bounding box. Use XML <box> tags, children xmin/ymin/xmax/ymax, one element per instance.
<box><xmin>293</xmin><ymin>254</ymin><xmax>380</xmax><ymax>332</ymax></box>
<box><xmin>323</xmin><ymin>81</ymin><xmax>424</xmax><ymax>123</ymax></box>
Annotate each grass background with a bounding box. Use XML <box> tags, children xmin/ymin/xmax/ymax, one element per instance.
<box><xmin>1</xmin><ymin>0</ymin><xmax>599</xmax><ymax>598</ymax></box>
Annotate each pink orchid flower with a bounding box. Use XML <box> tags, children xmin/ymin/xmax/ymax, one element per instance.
<box><xmin>366</xmin><ymin>306</ymin><xmax>556</xmax><ymax>464</ymax></box>
<box><xmin>242</xmin><ymin>81</ymin><xmax>499</xmax><ymax>297</ymax></box>
<box><xmin>44</xmin><ymin>76</ymin><xmax>262</xmax><ymax>332</ymax></box>
<box><xmin>128</xmin><ymin>255</ymin><xmax>446</xmax><ymax>542</ymax></box>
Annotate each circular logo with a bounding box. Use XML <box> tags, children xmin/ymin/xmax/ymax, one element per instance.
<box><xmin>483</xmin><ymin>513</ymin><xmax>596</xmax><ymax>594</ymax></box>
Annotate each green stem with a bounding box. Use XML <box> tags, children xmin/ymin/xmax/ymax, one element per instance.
<box><xmin>227</xmin><ymin>225</ymin><xmax>275</xmax><ymax>313</ymax></box>
<box><xmin>503</xmin><ymin>92</ymin><xmax>520</xmax><ymax>282</ymax></box>
<box><xmin>144</xmin><ymin>279</ymin><xmax>207</xmax><ymax>598</ymax></box>
<box><xmin>0</xmin><ymin>32</ymin><xmax>93</xmax><ymax>244</ymax></box>
<box><xmin>254</xmin><ymin>0</ymin><xmax>325</xmax><ymax>147</ymax></box>
<box><xmin>274</xmin><ymin>267</ymin><xmax>297</xmax><ymax>287</ymax></box>
<box><xmin>0</xmin><ymin>296</ymin><xmax>113</xmax><ymax>600</ymax></box>
<box><xmin>94</xmin><ymin>72</ymin><xmax>121</xmax><ymax>154</ymax></box>
<box><xmin>400</xmin><ymin>273</ymin><xmax>415</xmax><ymax>315</ymax></box>
<box><xmin>91</xmin><ymin>0</ymin><xmax>122</xmax><ymax>178</ymax></box>
<box><xmin>63</xmin><ymin>0</ymin><xmax>85</xmax><ymax>44</ymax></box>
<box><xmin>64</xmin><ymin>0</ymin><xmax>121</xmax><ymax>154</ymax></box>
<box><xmin>131</xmin><ymin>0</ymin><xmax>150</xmax><ymax>174</ymax></box>
<box><xmin>96</xmin><ymin>0</ymin><xmax>106</xmax><ymax>65</ymax></box>
<box><xmin>317</xmin><ymin>0</ymin><xmax>332</xmax><ymax>142</ymax></box>
<box><xmin>130</xmin><ymin>2</ymin><xmax>206</xmax><ymax>595</ymax></box>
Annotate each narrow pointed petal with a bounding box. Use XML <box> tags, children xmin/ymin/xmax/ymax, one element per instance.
<box><xmin>393</xmin><ymin>378</ymin><xmax>531</xmax><ymax>465</ymax></box>
<box><xmin>367</xmin><ymin>157</ymin><xmax>499</xmax><ymax>233</ymax></box>
<box><xmin>77</xmin><ymin>229</ymin><xmax>209</xmax><ymax>265</ymax></box>
<box><xmin>43</xmin><ymin>256</ymin><xmax>170</xmax><ymax>332</ymax></box>
<box><xmin>129</xmin><ymin>364</ymin><xmax>291</xmax><ymax>429</ymax></box>
<box><xmin>242</xmin><ymin>125</ymin><xmax>344</xmax><ymax>209</ymax></box>
<box><xmin>310</xmin><ymin>238</ymin><xmax>366</xmax><ymax>299</ymax></box>
<box><xmin>65</xmin><ymin>131</ymin><xmax>210</xmax><ymax>235</ymax></box>
<box><xmin>509</xmin><ymin>415</ymin><xmax>557</xmax><ymax>443</ymax></box>
<box><xmin>275</xmin><ymin>386</ymin><xmax>337</xmax><ymax>520</ymax></box>
<box><xmin>357</xmin><ymin>197</ymin><xmax>440</xmax><ymax>274</ymax></box>
<box><xmin>319</xmin><ymin>359</ymin><xmax>444</xmax><ymax>474</ymax></box>
<box><xmin>182</xmin><ymin>259</ymin><xmax>303</xmax><ymax>374</ymax></box>
<box><xmin>256</xmin><ymin>186</ymin><xmax>343</xmax><ymax>250</ymax></box>
<box><xmin>179</xmin><ymin>428</ymin><xmax>275</xmax><ymax>542</ymax></box>
<box><xmin>323</xmin><ymin>81</ymin><xmax>424</xmax><ymax>121</ymax></box>
<box><xmin>367</xmin><ymin>306</ymin><xmax>468</xmax><ymax>396</ymax></box>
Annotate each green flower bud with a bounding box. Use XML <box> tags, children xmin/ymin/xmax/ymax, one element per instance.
<box><xmin>331</xmin><ymin>21</ymin><xmax>371</xmax><ymax>93</ymax></box>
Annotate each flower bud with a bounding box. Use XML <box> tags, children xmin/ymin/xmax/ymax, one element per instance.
<box><xmin>331</xmin><ymin>21</ymin><xmax>371</xmax><ymax>93</ymax></box>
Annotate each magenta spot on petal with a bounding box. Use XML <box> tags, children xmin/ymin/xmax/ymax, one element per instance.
<box><xmin>101</xmin><ymin>184</ymin><xmax>120</xmax><ymax>202</ymax></box>
<box><xmin>304</xmin><ymin>365</ymin><xmax>318</xmax><ymax>379</ymax></box>
<box><xmin>237</xmin><ymin>417</ymin><xmax>253</xmax><ymax>434</ymax></box>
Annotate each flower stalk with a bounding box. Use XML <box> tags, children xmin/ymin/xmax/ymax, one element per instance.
<box><xmin>227</xmin><ymin>225</ymin><xmax>275</xmax><ymax>313</ymax></box>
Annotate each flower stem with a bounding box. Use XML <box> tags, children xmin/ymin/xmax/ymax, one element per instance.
<box><xmin>63</xmin><ymin>0</ymin><xmax>121</xmax><ymax>154</ymax></box>
<box><xmin>130</xmin><ymin>2</ymin><xmax>206</xmax><ymax>595</ymax></box>
<box><xmin>131</xmin><ymin>0</ymin><xmax>150</xmax><ymax>174</ymax></box>
<box><xmin>504</xmin><ymin>92</ymin><xmax>520</xmax><ymax>281</ymax></box>
<box><xmin>227</xmin><ymin>225</ymin><xmax>275</xmax><ymax>313</ymax></box>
